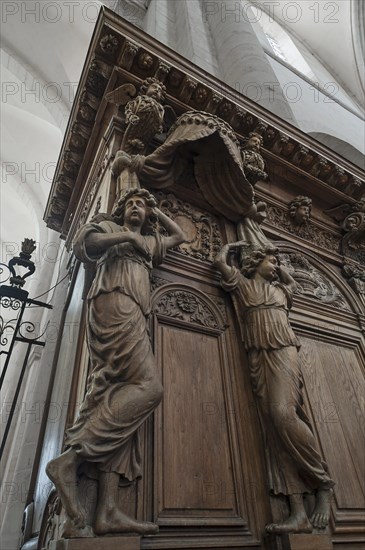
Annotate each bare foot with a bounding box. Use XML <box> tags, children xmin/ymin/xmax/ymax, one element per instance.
<box><xmin>94</xmin><ymin>507</ymin><xmax>158</xmax><ymax>536</ymax></box>
<box><xmin>266</xmin><ymin>514</ymin><xmax>312</xmax><ymax>534</ymax></box>
<box><xmin>310</xmin><ymin>488</ymin><xmax>333</xmax><ymax>529</ymax></box>
<box><xmin>46</xmin><ymin>450</ymin><xmax>85</xmax><ymax>528</ymax></box>
<box><xmin>61</xmin><ymin>518</ymin><xmax>94</xmax><ymax>539</ymax></box>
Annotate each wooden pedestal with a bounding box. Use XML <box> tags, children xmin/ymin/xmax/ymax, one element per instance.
<box><xmin>49</xmin><ymin>536</ymin><xmax>141</xmax><ymax>550</ymax></box>
<box><xmin>281</xmin><ymin>533</ymin><xmax>333</xmax><ymax>550</ymax></box>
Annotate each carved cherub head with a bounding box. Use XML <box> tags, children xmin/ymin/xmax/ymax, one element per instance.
<box><xmin>289</xmin><ymin>196</ymin><xmax>312</xmax><ymax>225</ymax></box>
<box><xmin>113</xmin><ymin>188</ymin><xmax>157</xmax><ymax>233</ymax></box>
<box><xmin>244</xmin><ymin>132</ymin><xmax>264</xmax><ymax>152</ymax></box>
<box><xmin>241</xmin><ymin>245</ymin><xmax>279</xmax><ymax>280</ymax></box>
<box><xmin>139</xmin><ymin>77</ymin><xmax>166</xmax><ymax>102</ymax></box>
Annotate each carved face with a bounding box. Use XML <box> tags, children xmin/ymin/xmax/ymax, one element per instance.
<box><xmin>294</xmin><ymin>205</ymin><xmax>310</xmax><ymax>224</ymax></box>
<box><xmin>256</xmin><ymin>255</ymin><xmax>278</xmax><ymax>282</ymax></box>
<box><xmin>246</xmin><ymin>135</ymin><xmax>261</xmax><ymax>151</ymax></box>
<box><xmin>146</xmin><ymin>82</ymin><xmax>163</xmax><ymax>101</ymax></box>
<box><xmin>124</xmin><ymin>195</ymin><xmax>147</xmax><ymax>228</ymax></box>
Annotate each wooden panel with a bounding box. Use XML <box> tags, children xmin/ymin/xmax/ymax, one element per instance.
<box><xmin>299</xmin><ymin>336</ymin><xmax>365</xmax><ymax>528</ymax></box>
<box><xmin>155</xmin><ymin>323</ymin><xmax>244</xmax><ymax>526</ymax></box>
<box><xmin>160</xmin><ymin>326</ymin><xmax>236</xmax><ymax>514</ymax></box>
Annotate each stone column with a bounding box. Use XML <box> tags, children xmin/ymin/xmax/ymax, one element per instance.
<box><xmin>202</xmin><ymin>0</ymin><xmax>296</xmax><ymax>123</ymax></box>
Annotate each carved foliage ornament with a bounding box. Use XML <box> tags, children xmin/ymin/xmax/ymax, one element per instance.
<box><xmin>280</xmin><ymin>253</ymin><xmax>350</xmax><ymax>310</ymax></box>
<box><xmin>154</xmin><ymin>191</ymin><xmax>222</xmax><ymax>262</ymax></box>
<box><xmin>153</xmin><ymin>290</ymin><xmax>221</xmax><ymax>329</ymax></box>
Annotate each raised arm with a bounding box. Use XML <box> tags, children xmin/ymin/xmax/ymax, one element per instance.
<box><xmin>214</xmin><ymin>241</ymin><xmax>246</xmax><ymax>281</ymax></box>
<box><xmin>154</xmin><ymin>208</ymin><xmax>186</xmax><ymax>250</ymax></box>
<box><xmin>277</xmin><ymin>265</ymin><xmax>298</xmax><ymax>293</ymax></box>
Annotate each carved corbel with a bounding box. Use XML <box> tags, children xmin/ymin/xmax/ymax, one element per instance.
<box><xmin>344</xmin><ymin>176</ymin><xmax>365</xmax><ymax>200</ymax></box>
<box><xmin>71</xmin><ymin>122</ymin><xmax>93</xmax><ymax>142</ymax></box>
<box><xmin>253</xmin><ymin>121</ymin><xmax>268</xmax><ymax>136</ymax></box>
<box><xmin>291</xmin><ymin>145</ymin><xmax>309</xmax><ymax>166</ymax></box>
<box><xmin>119</xmin><ymin>40</ymin><xmax>139</xmax><ymax>69</ymax></box>
<box><xmin>154</xmin><ymin>60</ymin><xmax>171</xmax><ymax>82</ymax></box>
<box><xmin>204</xmin><ymin>91</ymin><xmax>222</xmax><ymax>113</ymax></box>
<box><xmin>63</xmin><ymin>151</ymin><xmax>82</xmax><ymax>177</ymax></box>
<box><xmin>168</xmin><ymin>69</ymin><xmax>184</xmax><ymax>88</ymax></box>
<box><xmin>86</xmin><ymin>59</ymin><xmax>111</xmax><ymax>97</ymax></box>
<box><xmin>192</xmin><ymin>86</ymin><xmax>209</xmax><ymax>107</ymax></box>
<box><xmin>270</xmin><ymin>132</ymin><xmax>290</xmax><ymax>155</ymax></box>
<box><xmin>179</xmin><ymin>76</ymin><xmax>197</xmax><ymax>103</ymax></box>
<box><xmin>69</xmin><ymin>131</ymin><xmax>87</xmax><ymax>154</ymax></box>
<box><xmin>310</xmin><ymin>158</ymin><xmax>331</xmax><ymax>179</ymax></box>
<box><xmin>327</xmin><ymin>166</ymin><xmax>348</xmax><ymax>190</ymax></box>
<box><xmin>54</xmin><ymin>176</ymin><xmax>74</xmax><ymax>198</ymax></box>
<box><xmin>137</xmin><ymin>51</ymin><xmax>154</xmax><ymax>71</ymax></box>
<box><xmin>89</xmin><ymin>58</ymin><xmax>113</xmax><ymax>80</ymax></box>
<box><xmin>217</xmin><ymin>101</ymin><xmax>236</xmax><ymax>125</ymax></box>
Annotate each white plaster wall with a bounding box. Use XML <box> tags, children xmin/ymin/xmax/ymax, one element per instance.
<box><xmin>267</xmin><ymin>55</ymin><xmax>365</xmax><ymax>165</ymax></box>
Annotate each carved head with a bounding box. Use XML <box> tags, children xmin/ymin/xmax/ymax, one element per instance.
<box><xmin>289</xmin><ymin>196</ymin><xmax>312</xmax><ymax>225</ymax></box>
<box><xmin>244</xmin><ymin>132</ymin><xmax>263</xmax><ymax>152</ymax></box>
<box><xmin>140</xmin><ymin>77</ymin><xmax>166</xmax><ymax>102</ymax></box>
<box><xmin>241</xmin><ymin>246</ymin><xmax>279</xmax><ymax>281</ymax></box>
<box><xmin>113</xmin><ymin>188</ymin><xmax>157</xmax><ymax>233</ymax></box>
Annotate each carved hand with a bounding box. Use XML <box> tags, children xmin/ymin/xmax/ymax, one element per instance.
<box><xmin>125</xmin><ymin>232</ymin><xmax>151</xmax><ymax>258</ymax></box>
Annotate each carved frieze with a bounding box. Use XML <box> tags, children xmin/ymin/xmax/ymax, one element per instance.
<box><xmin>153</xmin><ymin>289</ymin><xmax>221</xmax><ymax>329</ymax></box>
<box><xmin>76</xmin><ymin>179</ymin><xmax>99</xmax><ymax>231</ymax></box>
<box><xmin>154</xmin><ymin>191</ymin><xmax>223</xmax><ymax>262</ymax></box>
<box><xmin>280</xmin><ymin>253</ymin><xmax>350</xmax><ymax>311</ymax></box>
<box><xmin>267</xmin><ymin>205</ymin><xmax>340</xmax><ymax>253</ymax></box>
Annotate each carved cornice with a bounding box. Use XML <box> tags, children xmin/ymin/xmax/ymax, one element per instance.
<box><xmin>44</xmin><ymin>7</ymin><xmax>365</xmax><ymax>237</ymax></box>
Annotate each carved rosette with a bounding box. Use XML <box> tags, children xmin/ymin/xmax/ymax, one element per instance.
<box><xmin>154</xmin><ymin>191</ymin><xmax>222</xmax><ymax>262</ymax></box>
<box><xmin>267</xmin><ymin>205</ymin><xmax>340</xmax><ymax>253</ymax></box>
<box><xmin>280</xmin><ymin>253</ymin><xmax>350</xmax><ymax>310</ymax></box>
<box><xmin>153</xmin><ymin>289</ymin><xmax>223</xmax><ymax>330</ymax></box>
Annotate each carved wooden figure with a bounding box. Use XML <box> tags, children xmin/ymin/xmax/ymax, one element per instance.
<box><xmin>214</xmin><ymin>243</ymin><xmax>335</xmax><ymax>535</ymax></box>
<box><xmin>288</xmin><ymin>196</ymin><xmax>312</xmax><ymax>226</ymax></box>
<box><xmin>240</xmin><ymin>132</ymin><xmax>268</xmax><ymax>184</ymax></box>
<box><xmin>46</xmin><ymin>188</ymin><xmax>185</xmax><ymax>538</ymax></box>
